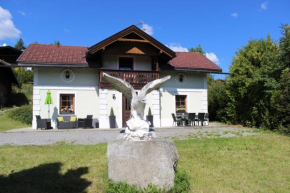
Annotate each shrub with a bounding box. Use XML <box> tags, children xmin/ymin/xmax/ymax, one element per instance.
<box><xmin>105</xmin><ymin>169</ymin><xmax>190</xmax><ymax>193</ymax></box>
<box><xmin>7</xmin><ymin>105</ymin><xmax>32</xmax><ymax>125</ymax></box>
<box><xmin>110</xmin><ymin>107</ymin><xmax>115</xmax><ymax>116</ymax></box>
<box><xmin>6</xmin><ymin>92</ymin><xmax>29</xmax><ymax>107</ymax></box>
<box><xmin>148</xmin><ymin>107</ymin><xmax>152</xmax><ymax>116</ymax></box>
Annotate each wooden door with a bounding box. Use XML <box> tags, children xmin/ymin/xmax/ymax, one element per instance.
<box><xmin>122</xmin><ymin>95</ymin><xmax>131</xmax><ymax>127</ymax></box>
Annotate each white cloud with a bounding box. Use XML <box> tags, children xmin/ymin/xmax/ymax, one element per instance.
<box><xmin>166</xmin><ymin>43</ymin><xmax>189</xmax><ymax>52</ymax></box>
<box><xmin>141</xmin><ymin>23</ymin><xmax>153</xmax><ymax>35</ymax></box>
<box><xmin>17</xmin><ymin>10</ymin><xmax>26</xmax><ymax>16</ymax></box>
<box><xmin>64</xmin><ymin>28</ymin><xmax>70</xmax><ymax>33</ymax></box>
<box><xmin>2</xmin><ymin>43</ymin><xmax>7</xmax><ymax>46</ymax></box>
<box><xmin>0</xmin><ymin>6</ymin><xmax>21</xmax><ymax>40</ymax></box>
<box><xmin>261</xmin><ymin>1</ymin><xmax>269</xmax><ymax>10</ymax></box>
<box><xmin>205</xmin><ymin>52</ymin><xmax>220</xmax><ymax>64</ymax></box>
<box><xmin>231</xmin><ymin>13</ymin><xmax>238</xmax><ymax>18</ymax></box>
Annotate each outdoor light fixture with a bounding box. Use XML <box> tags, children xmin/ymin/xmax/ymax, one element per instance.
<box><xmin>112</xmin><ymin>94</ymin><xmax>116</xmax><ymax>100</ymax></box>
<box><xmin>65</xmin><ymin>70</ymin><xmax>70</xmax><ymax>79</ymax></box>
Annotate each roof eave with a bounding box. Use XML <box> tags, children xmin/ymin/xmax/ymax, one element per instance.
<box><xmin>17</xmin><ymin>63</ymin><xmax>89</xmax><ymax>68</ymax></box>
<box><xmin>173</xmin><ymin>68</ymin><xmax>223</xmax><ymax>74</ymax></box>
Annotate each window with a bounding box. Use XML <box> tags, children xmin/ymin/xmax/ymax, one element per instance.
<box><xmin>175</xmin><ymin>95</ymin><xmax>187</xmax><ymax>113</ymax></box>
<box><xmin>175</xmin><ymin>73</ymin><xmax>186</xmax><ymax>84</ymax></box>
<box><xmin>60</xmin><ymin>94</ymin><xmax>75</xmax><ymax>114</ymax></box>
<box><xmin>61</xmin><ymin>69</ymin><xmax>75</xmax><ymax>82</ymax></box>
<box><xmin>119</xmin><ymin>57</ymin><xmax>133</xmax><ymax>70</ymax></box>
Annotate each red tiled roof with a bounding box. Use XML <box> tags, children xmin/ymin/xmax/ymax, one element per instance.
<box><xmin>169</xmin><ymin>52</ymin><xmax>222</xmax><ymax>72</ymax></box>
<box><xmin>17</xmin><ymin>45</ymin><xmax>222</xmax><ymax>72</ymax></box>
<box><xmin>17</xmin><ymin>44</ymin><xmax>88</xmax><ymax>65</ymax></box>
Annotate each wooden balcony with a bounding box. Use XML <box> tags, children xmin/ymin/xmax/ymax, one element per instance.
<box><xmin>99</xmin><ymin>70</ymin><xmax>159</xmax><ymax>89</ymax></box>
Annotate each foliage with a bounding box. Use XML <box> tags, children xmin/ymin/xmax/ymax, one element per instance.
<box><xmin>188</xmin><ymin>44</ymin><xmax>205</xmax><ymax>55</ymax></box>
<box><xmin>207</xmin><ymin>74</ymin><xmax>214</xmax><ymax>85</ymax></box>
<box><xmin>208</xmin><ymin>79</ymin><xmax>229</xmax><ymax>122</ymax></box>
<box><xmin>14</xmin><ymin>38</ymin><xmax>26</xmax><ymax>50</ymax></box>
<box><xmin>0</xmin><ymin>109</ymin><xmax>30</xmax><ymax>131</ymax></box>
<box><xmin>110</xmin><ymin>107</ymin><xmax>115</xmax><ymax>116</ymax></box>
<box><xmin>106</xmin><ymin>169</ymin><xmax>190</xmax><ymax>193</ymax></box>
<box><xmin>274</xmin><ymin>68</ymin><xmax>290</xmax><ymax>134</ymax></box>
<box><xmin>7</xmin><ymin>105</ymin><xmax>32</xmax><ymax>124</ymax></box>
<box><xmin>54</xmin><ymin>40</ymin><xmax>61</xmax><ymax>46</ymax></box>
<box><xmin>6</xmin><ymin>92</ymin><xmax>29</xmax><ymax>107</ymax></box>
<box><xmin>14</xmin><ymin>67</ymin><xmax>34</xmax><ymax>84</ymax></box>
<box><xmin>226</xmin><ymin>35</ymin><xmax>280</xmax><ymax>128</ymax></box>
<box><xmin>6</xmin><ymin>84</ymin><xmax>33</xmax><ymax>106</ymax></box>
<box><xmin>222</xmin><ymin>24</ymin><xmax>290</xmax><ymax>132</ymax></box>
<box><xmin>148</xmin><ymin>107</ymin><xmax>152</xmax><ymax>116</ymax></box>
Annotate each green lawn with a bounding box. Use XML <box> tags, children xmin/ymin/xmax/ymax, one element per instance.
<box><xmin>1</xmin><ymin>134</ymin><xmax>290</xmax><ymax>192</ymax></box>
<box><xmin>0</xmin><ymin>111</ymin><xmax>30</xmax><ymax>132</ymax></box>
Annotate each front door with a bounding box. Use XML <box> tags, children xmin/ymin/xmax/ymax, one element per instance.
<box><xmin>122</xmin><ymin>95</ymin><xmax>131</xmax><ymax>127</ymax></box>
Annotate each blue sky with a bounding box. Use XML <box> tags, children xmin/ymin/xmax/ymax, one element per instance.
<box><xmin>0</xmin><ymin>0</ymin><xmax>289</xmax><ymax>78</ymax></box>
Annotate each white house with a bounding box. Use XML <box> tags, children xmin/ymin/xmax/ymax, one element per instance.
<box><xmin>17</xmin><ymin>25</ymin><xmax>222</xmax><ymax>129</ymax></box>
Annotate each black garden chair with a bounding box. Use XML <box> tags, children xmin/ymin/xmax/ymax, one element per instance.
<box><xmin>188</xmin><ymin>113</ymin><xmax>198</xmax><ymax>126</ymax></box>
<box><xmin>171</xmin><ymin>113</ymin><xmax>182</xmax><ymax>126</ymax></box>
<box><xmin>197</xmin><ymin>113</ymin><xmax>206</xmax><ymax>126</ymax></box>
<box><xmin>36</xmin><ymin>115</ymin><xmax>51</xmax><ymax>130</ymax></box>
<box><xmin>84</xmin><ymin>115</ymin><xmax>93</xmax><ymax>128</ymax></box>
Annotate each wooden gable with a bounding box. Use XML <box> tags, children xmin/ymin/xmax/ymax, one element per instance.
<box><xmin>86</xmin><ymin>25</ymin><xmax>176</xmax><ymax>64</ymax></box>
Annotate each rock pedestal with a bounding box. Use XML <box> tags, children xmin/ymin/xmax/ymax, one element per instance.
<box><xmin>107</xmin><ymin>139</ymin><xmax>179</xmax><ymax>190</ymax></box>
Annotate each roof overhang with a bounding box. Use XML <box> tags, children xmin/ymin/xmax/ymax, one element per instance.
<box><xmin>17</xmin><ymin>63</ymin><xmax>90</xmax><ymax>68</ymax></box>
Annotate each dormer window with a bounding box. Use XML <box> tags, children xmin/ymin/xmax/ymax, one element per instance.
<box><xmin>119</xmin><ymin>57</ymin><xmax>133</xmax><ymax>70</ymax></box>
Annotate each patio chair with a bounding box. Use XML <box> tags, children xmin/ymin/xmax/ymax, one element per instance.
<box><xmin>188</xmin><ymin>113</ymin><xmax>197</xmax><ymax>126</ymax></box>
<box><xmin>204</xmin><ymin>113</ymin><xmax>209</xmax><ymax>126</ymax></box>
<box><xmin>84</xmin><ymin>115</ymin><xmax>93</xmax><ymax>128</ymax></box>
<box><xmin>171</xmin><ymin>113</ymin><xmax>181</xmax><ymax>126</ymax></box>
<box><xmin>36</xmin><ymin>115</ymin><xmax>51</xmax><ymax>130</ymax></box>
<box><xmin>197</xmin><ymin>113</ymin><xmax>206</xmax><ymax>126</ymax></box>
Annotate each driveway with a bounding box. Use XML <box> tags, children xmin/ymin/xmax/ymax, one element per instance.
<box><xmin>0</xmin><ymin>123</ymin><xmax>258</xmax><ymax>146</ymax></box>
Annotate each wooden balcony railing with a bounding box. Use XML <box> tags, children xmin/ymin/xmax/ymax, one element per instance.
<box><xmin>99</xmin><ymin>70</ymin><xmax>159</xmax><ymax>89</ymax></box>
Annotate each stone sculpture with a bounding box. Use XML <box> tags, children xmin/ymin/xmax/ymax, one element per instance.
<box><xmin>103</xmin><ymin>73</ymin><xmax>170</xmax><ymax>140</ymax></box>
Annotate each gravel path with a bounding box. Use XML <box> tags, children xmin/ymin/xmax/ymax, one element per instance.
<box><xmin>0</xmin><ymin>123</ymin><xmax>258</xmax><ymax>146</ymax></box>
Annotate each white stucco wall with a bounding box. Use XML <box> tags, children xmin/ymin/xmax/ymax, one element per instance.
<box><xmin>32</xmin><ymin>67</ymin><xmax>208</xmax><ymax>129</ymax></box>
<box><xmin>103</xmin><ymin>54</ymin><xmax>151</xmax><ymax>70</ymax></box>
<box><xmin>38</xmin><ymin>68</ymin><xmax>99</xmax><ymax>86</ymax></box>
<box><xmin>159</xmin><ymin>71</ymin><xmax>208</xmax><ymax>126</ymax></box>
<box><xmin>32</xmin><ymin>68</ymin><xmax>99</xmax><ymax>129</ymax></box>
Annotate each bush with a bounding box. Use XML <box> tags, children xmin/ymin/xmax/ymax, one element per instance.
<box><xmin>105</xmin><ymin>169</ymin><xmax>190</xmax><ymax>193</ymax></box>
<box><xmin>110</xmin><ymin>107</ymin><xmax>115</xmax><ymax>116</ymax></box>
<box><xmin>208</xmin><ymin>79</ymin><xmax>229</xmax><ymax>122</ymax></box>
<box><xmin>14</xmin><ymin>68</ymin><xmax>33</xmax><ymax>84</ymax></box>
<box><xmin>6</xmin><ymin>93</ymin><xmax>29</xmax><ymax>107</ymax></box>
<box><xmin>7</xmin><ymin>105</ymin><xmax>32</xmax><ymax>125</ymax></box>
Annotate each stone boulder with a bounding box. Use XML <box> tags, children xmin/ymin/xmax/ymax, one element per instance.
<box><xmin>107</xmin><ymin>139</ymin><xmax>179</xmax><ymax>190</ymax></box>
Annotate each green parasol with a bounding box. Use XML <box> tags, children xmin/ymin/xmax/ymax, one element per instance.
<box><xmin>45</xmin><ymin>90</ymin><xmax>53</xmax><ymax>119</ymax></box>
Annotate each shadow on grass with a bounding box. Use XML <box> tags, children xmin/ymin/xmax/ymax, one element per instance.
<box><xmin>0</xmin><ymin>162</ymin><xmax>91</xmax><ymax>193</ymax></box>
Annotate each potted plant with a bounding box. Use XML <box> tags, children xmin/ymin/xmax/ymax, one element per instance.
<box><xmin>109</xmin><ymin>107</ymin><xmax>116</xmax><ymax>128</ymax></box>
<box><xmin>146</xmin><ymin>107</ymin><xmax>154</xmax><ymax>127</ymax></box>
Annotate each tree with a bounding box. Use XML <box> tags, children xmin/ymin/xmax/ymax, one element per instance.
<box><xmin>208</xmin><ymin>79</ymin><xmax>229</xmax><ymax>122</ymax></box>
<box><xmin>54</xmin><ymin>40</ymin><xmax>61</xmax><ymax>46</ymax></box>
<box><xmin>188</xmin><ymin>44</ymin><xmax>205</xmax><ymax>55</ymax></box>
<box><xmin>226</xmin><ymin>35</ymin><xmax>280</xmax><ymax>128</ymax></box>
<box><xmin>274</xmin><ymin>24</ymin><xmax>290</xmax><ymax>133</ymax></box>
<box><xmin>14</xmin><ymin>38</ymin><xmax>26</xmax><ymax>50</ymax></box>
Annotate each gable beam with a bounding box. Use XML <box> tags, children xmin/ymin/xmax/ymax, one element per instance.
<box><xmin>117</xmin><ymin>38</ymin><xmax>149</xmax><ymax>43</ymax></box>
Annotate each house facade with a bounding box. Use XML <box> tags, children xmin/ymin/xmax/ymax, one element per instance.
<box><xmin>17</xmin><ymin>25</ymin><xmax>221</xmax><ymax>129</ymax></box>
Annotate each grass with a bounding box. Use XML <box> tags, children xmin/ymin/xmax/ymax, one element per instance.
<box><xmin>0</xmin><ymin>110</ymin><xmax>30</xmax><ymax>132</ymax></box>
<box><xmin>0</xmin><ymin>134</ymin><xmax>290</xmax><ymax>192</ymax></box>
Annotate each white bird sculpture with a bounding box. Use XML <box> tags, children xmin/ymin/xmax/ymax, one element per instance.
<box><xmin>103</xmin><ymin>73</ymin><xmax>171</xmax><ymax>140</ymax></box>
